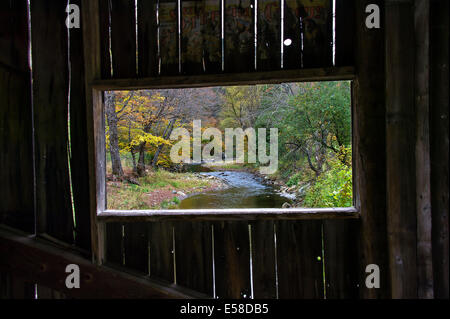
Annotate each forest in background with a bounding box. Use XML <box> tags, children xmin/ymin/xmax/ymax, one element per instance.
<box><xmin>105</xmin><ymin>81</ymin><xmax>352</xmax><ymax>209</ymax></box>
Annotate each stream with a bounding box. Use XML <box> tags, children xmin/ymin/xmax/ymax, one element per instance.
<box><xmin>179</xmin><ymin>170</ymin><xmax>294</xmax><ymax>209</ymax></box>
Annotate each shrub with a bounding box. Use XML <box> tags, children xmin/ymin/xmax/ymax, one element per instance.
<box><xmin>303</xmin><ymin>150</ymin><xmax>352</xmax><ymax>208</ymax></box>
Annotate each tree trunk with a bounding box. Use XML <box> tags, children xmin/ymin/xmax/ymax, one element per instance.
<box><xmin>130</xmin><ymin>151</ymin><xmax>137</xmax><ymax>174</ymax></box>
<box><xmin>105</xmin><ymin>93</ymin><xmax>123</xmax><ymax>177</ymax></box>
<box><xmin>137</xmin><ymin>143</ymin><xmax>146</xmax><ymax>177</ymax></box>
<box><xmin>152</xmin><ymin>119</ymin><xmax>175</xmax><ymax>168</ymax></box>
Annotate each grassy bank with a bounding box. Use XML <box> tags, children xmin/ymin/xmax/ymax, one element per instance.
<box><xmin>107</xmin><ymin>169</ymin><xmax>226</xmax><ymax>210</ymax></box>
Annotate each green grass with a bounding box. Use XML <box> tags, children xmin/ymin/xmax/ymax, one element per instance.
<box><xmin>140</xmin><ymin>170</ymin><xmax>212</xmax><ymax>190</ymax></box>
<box><xmin>107</xmin><ymin>186</ymin><xmax>150</xmax><ymax>210</ymax></box>
<box><xmin>107</xmin><ymin>169</ymin><xmax>214</xmax><ymax>210</ymax></box>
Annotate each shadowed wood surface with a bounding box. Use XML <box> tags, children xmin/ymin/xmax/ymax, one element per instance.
<box><xmin>430</xmin><ymin>0</ymin><xmax>449</xmax><ymax>299</ymax></box>
<box><xmin>31</xmin><ymin>0</ymin><xmax>74</xmax><ymax>243</ymax></box>
<box><xmin>250</xmin><ymin>221</ymin><xmax>277</xmax><ymax>298</ymax></box>
<box><xmin>385</xmin><ymin>0</ymin><xmax>417</xmax><ymax>298</ymax></box>
<box><xmin>174</xmin><ymin>221</ymin><xmax>213</xmax><ymax>295</ymax></box>
<box><xmin>149</xmin><ymin>222</ymin><xmax>175</xmax><ymax>283</ymax></box>
<box><xmin>0</xmin><ymin>0</ymin><xmax>447</xmax><ymax>301</ymax></box>
<box><xmin>353</xmin><ymin>0</ymin><xmax>390</xmax><ymax>299</ymax></box>
<box><xmin>69</xmin><ymin>0</ymin><xmax>92</xmax><ymax>253</ymax></box>
<box><xmin>276</xmin><ymin>220</ymin><xmax>324</xmax><ymax>298</ymax></box>
<box><xmin>124</xmin><ymin>222</ymin><xmax>149</xmax><ymax>274</ymax></box>
<box><xmin>110</xmin><ymin>0</ymin><xmax>137</xmax><ymax>78</ymax></box>
<box><xmin>323</xmin><ymin>219</ymin><xmax>359</xmax><ymax>298</ymax></box>
<box><xmin>0</xmin><ymin>0</ymin><xmax>34</xmax><ymax>234</ymax></box>
<box><xmin>138</xmin><ymin>0</ymin><xmax>158</xmax><ymax>77</ymax></box>
<box><xmin>0</xmin><ymin>227</ymin><xmax>197</xmax><ymax>299</ymax></box>
<box><xmin>214</xmin><ymin>221</ymin><xmax>251</xmax><ymax>299</ymax></box>
<box><xmin>93</xmin><ymin>66</ymin><xmax>355</xmax><ymax>90</ymax></box>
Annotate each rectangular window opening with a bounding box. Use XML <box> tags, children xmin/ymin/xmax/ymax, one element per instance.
<box><xmin>102</xmin><ymin>80</ymin><xmax>354</xmax><ymax>213</ymax></box>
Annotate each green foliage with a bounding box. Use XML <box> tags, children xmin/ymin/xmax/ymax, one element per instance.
<box><xmin>107</xmin><ymin>81</ymin><xmax>353</xmax><ymax>210</ymax></box>
<box><xmin>287</xmin><ymin>172</ymin><xmax>303</xmax><ymax>187</ymax></box>
<box><xmin>303</xmin><ymin>147</ymin><xmax>353</xmax><ymax>208</ymax></box>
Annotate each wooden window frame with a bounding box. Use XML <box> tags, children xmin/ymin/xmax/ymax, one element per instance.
<box><xmin>90</xmin><ymin>67</ymin><xmax>359</xmax><ymax>224</ymax></box>
<box><xmin>80</xmin><ymin>0</ymin><xmax>360</xmax><ymax>266</ymax></box>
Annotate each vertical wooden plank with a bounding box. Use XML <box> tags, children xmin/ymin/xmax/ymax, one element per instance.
<box><xmin>202</xmin><ymin>0</ymin><xmax>222</xmax><ymax>73</ymax></box>
<box><xmin>354</xmin><ymin>0</ymin><xmax>389</xmax><ymax>299</ymax></box>
<box><xmin>283</xmin><ymin>0</ymin><xmax>304</xmax><ymax>69</ymax></box>
<box><xmin>257</xmin><ymin>0</ymin><xmax>281</xmax><ymax>71</ymax></box>
<box><xmin>335</xmin><ymin>0</ymin><xmax>355</xmax><ymax>66</ymax></box>
<box><xmin>69</xmin><ymin>0</ymin><xmax>92</xmax><ymax>253</ymax></box>
<box><xmin>180</xmin><ymin>0</ymin><xmax>221</xmax><ymax>74</ymax></box>
<box><xmin>36</xmin><ymin>285</ymin><xmax>53</xmax><ymax>299</ymax></box>
<box><xmin>36</xmin><ymin>285</ymin><xmax>67</xmax><ymax>299</ymax></box>
<box><xmin>174</xmin><ymin>221</ymin><xmax>213</xmax><ymax>295</ymax></box>
<box><xmin>124</xmin><ymin>222</ymin><xmax>149</xmax><ymax>274</ymax></box>
<box><xmin>0</xmin><ymin>0</ymin><xmax>29</xmax><ymax>69</ymax></box>
<box><xmin>10</xmin><ymin>276</ymin><xmax>34</xmax><ymax>299</ymax></box>
<box><xmin>138</xmin><ymin>0</ymin><xmax>158</xmax><ymax>77</ymax></box>
<box><xmin>302</xmin><ymin>0</ymin><xmax>332</xmax><ymax>67</ymax></box>
<box><xmin>284</xmin><ymin>0</ymin><xmax>331</xmax><ymax>69</ymax></box>
<box><xmin>0</xmin><ymin>0</ymin><xmax>34</xmax><ymax>234</ymax></box>
<box><xmin>323</xmin><ymin>220</ymin><xmax>359</xmax><ymax>299</ymax></box>
<box><xmin>430</xmin><ymin>0</ymin><xmax>449</xmax><ymax>299</ymax></box>
<box><xmin>149</xmin><ymin>222</ymin><xmax>174</xmax><ymax>283</ymax></box>
<box><xmin>224</xmin><ymin>0</ymin><xmax>254</xmax><ymax>73</ymax></box>
<box><xmin>0</xmin><ymin>271</ymin><xmax>11</xmax><ymax>299</ymax></box>
<box><xmin>110</xmin><ymin>0</ymin><xmax>137</xmax><ymax>78</ymax></box>
<box><xmin>159</xmin><ymin>0</ymin><xmax>180</xmax><ymax>75</ymax></box>
<box><xmin>106</xmin><ymin>223</ymin><xmax>124</xmax><ymax>266</ymax></box>
<box><xmin>81</xmin><ymin>0</ymin><xmax>105</xmax><ymax>265</ymax></box>
<box><xmin>385</xmin><ymin>0</ymin><xmax>417</xmax><ymax>299</ymax></box>
<box><xmin>214</xmin><ymin>221</ymin><xmax>251</xmax><ymax>299</ymax></box>
<box><xmin>31</xmin><ymin>0</ymin><xmax>74</xmax><ymax>243</ymax></box>
<box><xmin>276</xmin><ymin>220</ymin><xmax>324</xmax><ymax>299</ymax></box>
<box><xmin>414</xmin><ymin>0</ymin><xmax>433</xmax><ymax>299</ymax></box>
<box><xmin>181</xmin><ymin>0</ymin><xmax>205</xmax><ymax>74</ymax></box>
<box><xmin>250</xmin><ymin>221</ymin><xmax>276</xmax><ymax>299</ymax></box>
<box><xmin>99</xmin><ymin>0</ymin><xmax>112</xmax><ymax>78</ymax></box>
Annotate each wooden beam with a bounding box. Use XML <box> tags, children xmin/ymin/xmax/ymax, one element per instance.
<box><xmin>93</xmin><ymin>66</ymin><xmax>355</xmax><ymax>90</ymax></box>
<box><xmin>385</xmin><ymin>0</ymin><xmax>417</xmax><ymax>298</ymax></box>
<box><xmin>31</xmin><ymin>0</ymin><xmax>74</xmax><ymax>242</ymax></box>
<box><xmin>81</xmin><ymin>0</ymin><xmax>105</xmax><ymax>265</ymax></box>
<box><xmin>430</xmin><ymin>0</ymin><xmax>449</xmax><ymax>299</ymax></box>
<box><xmin>70</xmin><ymin>0</ymin><xmax>92</xmax><ymax>253</ymax></box>
<box><xmin>354</xmin><ymin>0</ymin><xmax>390</xmax><ymax>298</ymax></box>
<box><xmin>0</xmin><ymin>227</ymin><xmax>202</xmax><ymax>299</ymax></box>
<box><xmin>414</xmin><ymin>0</ymin><xmax>433</xmax><ymax>299</ymax></box>
<box><xmin>98</xmin><ymin>207</ymin><xmax>359</xmax><ymax>222</ymax></box>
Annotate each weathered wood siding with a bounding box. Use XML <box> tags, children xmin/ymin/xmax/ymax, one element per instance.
<box><xmin>0</xmin><ymin>0</ymin><xmax>34</xmax><ymax>234</ymax></box>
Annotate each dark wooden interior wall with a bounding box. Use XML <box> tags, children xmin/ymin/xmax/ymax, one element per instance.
<box><xmin>30</xmin><ymin>0</ymin><xmax>91</xmax><ymax>251</ymax></box>
<box><xmin>31</xmin><ymin>0</ymin><xmax>74</xmax><ymax>243</ymax></box>
<box><xmin>1</xmin><ymin>0</ymin><xmax>447</xmax><ymax>299</ymax></box>
<box><xmin>385</xmin><ymin>0</ymin><xmax>417</xmax><ymax>298</ymax></box>
<box><xmin>0</xmin><ymin>0</ymin><xmax>34</xmax><ymax>233</ymax></box>
<box><xmin>383</xmin><ymin>0</ymin><xmax>449</xmax><ymax>298</ymax></box>
<box><xmin>0</xmin><ymin>0</ymin><xmax>91</xmax><ymax>252</ymax></box>
<box><xmin>430</xmin><ymin>0</ymin><xmax>449</xmax><ymax>299</ymax></box>
<box><xmin>354</xmin><ymin>0</ymin><xmax>389</xmax><ymax>298</ymax></box>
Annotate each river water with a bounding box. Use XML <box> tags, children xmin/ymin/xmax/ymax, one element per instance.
<box><xmin>179</xmin><ymin>171</ymin><xmax>294</xmax><ymax>209</ymax></box>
